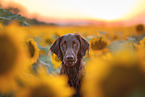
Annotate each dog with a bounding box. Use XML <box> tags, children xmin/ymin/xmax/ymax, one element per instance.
<box><xmin>50</xmin><ymin>34</ymin><xmax>89</xmax><ymax>97</ymax></box>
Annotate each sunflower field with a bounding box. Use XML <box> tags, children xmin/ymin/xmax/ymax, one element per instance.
<box><xmin>0</xmin><ymin>9</ymin><xmax>145</xmax><ymax>97</ymax></box>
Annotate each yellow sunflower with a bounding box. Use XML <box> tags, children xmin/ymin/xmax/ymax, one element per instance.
<box><xmin>82</xmin><ymin>51</ymin><xmax>145</xmax><ymax>97</ymax></box>
<box><xmin>135</xmin><ymin>24</ymin><xmax>145</xmax><ymax>35</ymax></box>
<box><xmin>90</xmin><ymin>36</ymin><xmax>109</xmax><ymax>50</ymax></box>
<box><xmin>25</xmin><ymin>39</ymin><xmax>39</xmax><ymax>65</ymax></box>
<box><xmin>0</xmin><ymin>23</ymin><xmax>2</xmax><ymax>29</ymax></box>
<box><xmin>0</xmin><ymin>24</ymin><xmax>30</xmax><ymax>94</ymax></box>
<box><xmin>14</xmin><ymin>66</ymin><xmax>75</xmax><ymax>97</ymax></box>
<box><xmin>136</xmin><ymin>38</ymin><xmax>145</xmax><ymax>68</ymax></box>
<box><xmin>89</xmin><ymin>36</ymin><xmax>109</xmax><ymax>57</ymax></box>
<box><xmin>51</xmin><ymin>53</ymin><xmax>61</xmax><ymax>69</ymax></box>
<box><xmin>139</xmin><ymin>37</ymin><xmax>145</xmax><ymax>49</ymax></box>
<box><xmin>106</xmin><ymin>31</ymin><xmax>122</xmax><ymax>41</ymax></box>
<box><xmin>39</xmin><ymin>35</ymin><xmax>55</xmax><ymax>47</ymax></box>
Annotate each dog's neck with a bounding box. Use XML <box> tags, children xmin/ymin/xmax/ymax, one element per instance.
<box><xmin>60</xmin><ymin>59</ymin><xmax>84</xmax><ymax>89</ymax></box>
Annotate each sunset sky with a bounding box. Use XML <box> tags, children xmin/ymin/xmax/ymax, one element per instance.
<box><xmin>1</xmin><ymin>0</ymin><xmax>145</xmax><ymax>24</ymax></box>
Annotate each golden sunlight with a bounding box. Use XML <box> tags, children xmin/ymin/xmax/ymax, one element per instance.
<box><xmin>2</xmin><ymin>0</ymin><xmax>145</xmax><ymax>21</ymax></box>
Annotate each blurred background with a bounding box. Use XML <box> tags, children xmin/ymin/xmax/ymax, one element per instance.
<box><xmin>0</xmin><ymin>0</ymin><xmax>145</xmax><ymax>97</ymax></box>
<box><xmin>1</xmin><ymin>0</ymin><xmax>145</xmax><ymax>26</ymax></box>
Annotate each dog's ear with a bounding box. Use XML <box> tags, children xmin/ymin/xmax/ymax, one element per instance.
<box><xmin>50</xmin><ymin>37</ymin><xmax>63</xmax><ymax>59</ymax></box>
<box><xmin>75</xmin><ymin>34</ymin><xmax>89</xmax><ymax>57</ymax></box>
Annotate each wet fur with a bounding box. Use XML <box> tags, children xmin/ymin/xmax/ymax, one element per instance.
<box><xmin>60</xmin><ymin>60</ymin><xmax>84</xmax><ymax>89</ymax></box>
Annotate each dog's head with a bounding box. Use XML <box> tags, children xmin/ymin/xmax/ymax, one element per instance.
<box><xmin>50</xmin><ymin>34</ymin><xmax>89</xmax><ymax>66</ymax></box>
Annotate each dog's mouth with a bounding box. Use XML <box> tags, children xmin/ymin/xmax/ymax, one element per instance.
<box><xmin>64</xmin><ymin>60</ymin><xmax>76</xmax><ymax>66</ymax></box>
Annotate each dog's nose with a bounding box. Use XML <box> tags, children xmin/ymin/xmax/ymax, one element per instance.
<box><xmin>66</xmin><ymin>55</ymin><xmax>74</xmax><ymax>60</ymax></box>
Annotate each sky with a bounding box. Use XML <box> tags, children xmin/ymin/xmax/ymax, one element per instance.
<box><xmin>1</xmin><ymin>0</ymin><xmax>145</xmax><ymax>23</ymax></box>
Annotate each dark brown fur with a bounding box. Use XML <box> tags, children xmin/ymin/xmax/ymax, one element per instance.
<box><xmin>50</xmin><ymin>34</ymin><xmax>89</xmax><ymax>97</ymax></box>
<box><xmin>60</xmin><ymin>60</ymin><xmax>84</xmax><ymax>89</ymax></box>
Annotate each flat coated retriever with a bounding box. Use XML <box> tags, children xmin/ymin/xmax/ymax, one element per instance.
<box><xmin>50</xmin><ymin>34</ymin><xmax>89</xmax><ymax>97</ymax></box>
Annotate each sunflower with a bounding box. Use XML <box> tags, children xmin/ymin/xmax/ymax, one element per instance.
<box><xmin>0</xmin><ymin>23</ymin><xmax>2</xmax><ymax>29</ymax></box>
<box><xmin>25</xmin><ymin>39</ymin><xmax>39</xmax><ymax>65</ymax></box>
<box><xmin>39</xmin><ymin>36</ymin><xmax>53</xmax><ymax>47</ymax></box>
<box><xmin>106</xmin><ymin>31</ymin><xmax>122</xmax><ymax>41</ymax></box>
<box><xmin>82</xmin><ymin>51</ymin><xmax>145</xmax><ymax>97</ymax></box>
<box><xmin>136</xmin><ymin>24</ymin><xmax>144</xmax><ymax>35</ymax></box>
<box><xmin>0</xmin><ymin>24</ymin><xmax>29</xmax><ymax>94</ymax></box>
<box><xmin>39</xmin><ymin>34</ymin><xmax>59</xmax><ymax>47</ymax></box>
<box><xmin>51</xmin><ymin>53</ymin><xmax>61</xmax><ymax>69</ymax></box>
<box><xmin>139</xmin><ymin>37</ymin><xmax>145</xmax><ymax>49</ymax></box>
<box><xmin>14</xmin><ymin>66</ymin><xmax>74</xmax><ymax>97</ymax></box>
<box><xmin>90</xmin><ymin>36</ymin><xmax>109</xmax><ymax>50</ymax></box>
<box><xmin>136</xmin><ymin>38</ymin><xmax>145</xmax><ymax>68</ymax></box>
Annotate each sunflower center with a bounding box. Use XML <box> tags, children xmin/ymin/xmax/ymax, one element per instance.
<box><xmin>0</xmin><ymin>36</ymin><xmax>17</xmax><ymax>75</ymax></box>
<box><xmin>136</xmin><ymin>24</ymin><xmax>144</xmax><ymax>32</ymax></box>
<box><xmin>28</xmin><ymin>41</ymin><xmax>35</xmax><ymax>58</ymax></box>
<box><xmin>30</xmin><ymin>84</ymin><xmax>56</xmax><ymax>97</ymax></box>
<box><xmin>91</xmin><ymin>38</ymin><xmax>108</xmax><ymax>50</ymax></box>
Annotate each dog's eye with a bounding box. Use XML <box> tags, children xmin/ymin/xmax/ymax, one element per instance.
<box><xmin>73</xmin><ymin>41</ymin><xmax>78</xmax><ymax>47</ymax></box>
<box><xmin>73</xmin><ymin>43</ymin><xmax>78</xmax><ymax>47</ymax></box>
<box><xmin>62</xmin><ymin>44</ymin><xmax>66</xmax><ymax>47</ymax></box>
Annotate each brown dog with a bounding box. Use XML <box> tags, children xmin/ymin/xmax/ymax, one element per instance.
<box><xmin>50</xmin><ymin>34</ymin><xmax>89</xmax><ymax>97</ymax></box>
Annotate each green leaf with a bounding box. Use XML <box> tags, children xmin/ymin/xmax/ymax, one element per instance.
<box><xmin>0</xmin><ymin>9</ymin><xmax>29</xmax><ymax>26</ymax></box>
<box><xmin>107</xmin><ymin>40</ymin><xmax>126</xmax><ymax>53</ymax></box>
<box><xmin>37</xmin><ymin>44</ymin><xmax>50</xmax><ymax>54</ymax></box>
